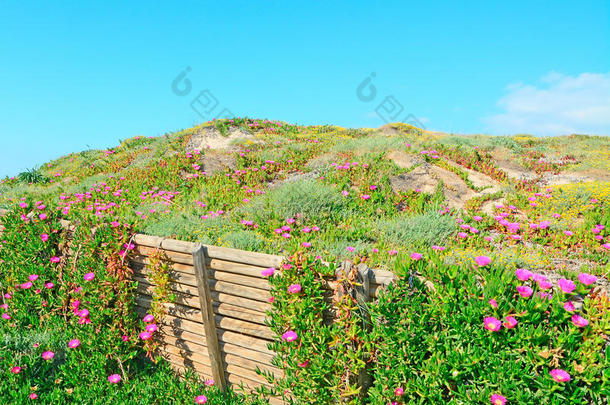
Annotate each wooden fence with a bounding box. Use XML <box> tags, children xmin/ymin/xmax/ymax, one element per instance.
<box><xmin>0</xmin><ymin>208</ymin><xmax>396</xmax><ymax>403</ymax></box>
<box><xmin>129</xmin><ymin>234</ymin><xmax>395</xmax><ymax>403</ymax></box>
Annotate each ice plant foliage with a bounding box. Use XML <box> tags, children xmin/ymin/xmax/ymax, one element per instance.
<box><xmin>0</xmin><ymin>119</ymin><xmax>608</xmax><ymax>403</ymax></box>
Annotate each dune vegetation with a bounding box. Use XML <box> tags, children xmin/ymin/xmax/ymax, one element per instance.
<box><xmin>1</xmin><ymin>118</ymin><xmax>608</xmax><ymax>404</ymax></box>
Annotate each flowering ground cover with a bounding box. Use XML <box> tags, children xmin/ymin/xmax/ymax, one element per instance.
<box><xmin>0</xmin><ymin>119</ymin><xmax>608</xmax><ymax>403</ymax></box>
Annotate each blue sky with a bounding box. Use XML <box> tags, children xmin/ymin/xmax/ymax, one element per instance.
<box><xmin>1</xmin><ymin>1</ymin><xmax>609</xmax><ymax>177</ymax></box>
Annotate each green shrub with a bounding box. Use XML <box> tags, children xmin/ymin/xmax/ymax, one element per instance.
<box><xmin>375</xmin><ymin>210</ymin><xmax>456</xmax><ymax>249</ymax></box>
<box><xmin>218</xmin><ymin>229</ymin><xmax>267</xmax><ymax>252</ymax></box>
<box><xmin>17</xmin><ymin>167</ymin><xmax>49</xmax><ymax>184</ymax></box>
<box><xmin>239</xmin><ymin>179</ymin><xmax>351</xmax><ymax>224</ymax></box>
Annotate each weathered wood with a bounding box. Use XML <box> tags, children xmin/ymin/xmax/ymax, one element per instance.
<box><xmin>133</xmin><ymin>235</ymin><xmax>283</xmax><ymax>268</ymax></box>
<box><xmin>157</xmin><ymin>328</ymin><xmax>276</xmax><ymax>366</ymax></box>
<box><xmin>133</xmin><ymin>262</ymin><xmax>271</xmax><ymax>291</ymax></box>
<box><xmin>355</xmin><ymin>264</ymin><xmax>373</xmax><ymax>398</ymax></box>
<box><xmin>134</xmin><ymin>274</ymin><xmax>272</xmax><ymax>314</ymax></box>
<box><xmin>161</xmin><ymin>238</ymin><xmax>196</xmax><ymax>254</ymax></box>
<box><xmin>162</xmin><ymin>344</ymin><xmax>275</xmax><ymax>387</ymax></box>
<box><xmin>133</xmin><ymin>233</ymin><xmax>166</xmax><ymax>248</ymax></box>
<box><xmin>165</xmin><ymin>352</ymin><xmax>277</xmax><ymax>393</ymax></box>
<box><xmin>193</xmin><ymin>244</ymin><xmax>227</xmax><ymax>391</ymax></box>
<box><xmin>134</xmin><ymin>308</ymin><xmax>275</xmax><ymax>356</ymax></box>
<box><xmin>211</xmin><ymin>280</ymin><xmax>272</xmax><ymax>303</ymax></box>
<box><xmin>160</xmin><ymin>335</ymin><xmax>282</xmax><ymax>377</ymax></box>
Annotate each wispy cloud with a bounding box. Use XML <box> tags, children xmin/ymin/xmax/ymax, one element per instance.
<box><xmin>483</xmin><ymin>72</ymin><xmax>610</xmax><ymax>136</ymax></box>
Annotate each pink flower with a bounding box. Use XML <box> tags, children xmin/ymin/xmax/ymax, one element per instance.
<box><xmin>108</xmin><ymin>374</ymin><xmax>122</xmax><ymax>383</ymax></box>
<box><xmin>21</xmin><ymin>281</ymin><xmax>33</xmax><ymax>290</ymax></box>
<box><xmin>145</xmin><ymin>324</ymin><xmax>158</xmax><ymax>333</ymax></box>
<box><xmin>515</xmin><ymin>268</ymin><xmax>533</xmax><ymax>281</ymax></box>
<box><xmin>45</xmin><ymin>282</ymin><xmax>54</xmax><ymax>289</ymax></box>
<box><xmin>483</xmin><ymin>317</ymin><xmax>501</xmax><ymax>332</ymax></box>
<box><xmin>11</xmin><ymin>366</ymin><xmax>21</xmax><ymax>374</ymax></box>
<box><xmin>577</xmin><ymin>273</ymin><xmax>597</xmax><ymax>286</ymax></box>
<box><xmin>302</xmin><ymin>242</ymin><xmax>312</xmax><ymax>248</ymax></box>
<box><xmin>42</xmin><ymin>351</ymin><xmax>54</xmax><ymax>360</ymax></box>
<box><xmin>571</xmin><ymin>314</ymin><xmax>589</xmax><ymax>328</ymax></box>
<box><xmin>78</xmin><ymin>309</ymin><xmax>89</xmax><ymax>318</ymax></box>
<box><xmin>143</xmin><ymin>314</ymin><xmax>154</xmax><ymax>323</ymax></box>
<box><xmin>503</xmin><ymin>316</ymin><xmax>518</xmax><ymax>329</ymax></box>
<box><xmin>83</xmin><ymin>272</ymin><xmax>95</xmax><ymax>281</ymax></box>
<box><xmin>139</xmin><ymin>331</ymin><xmax>152</xmax><ymax>340</ymax></box>
<box><xmin>40</xmin><ymin>234</ymin><xmax>49</xmax><ymax>242</ymax></box>
<box><xmin>490</xmin><ymin>394</ymin><xmax>507</xmax><ymax>405</ymax></box>
<box><xmin>298</xmin><ymin>360</ymin><xmax>310</xmax><ymax>368</ymax></box>
<box><xmin>410</xmin><ymin>252</ymin><xmax>422</xmax><ymax>260</ymax></box>
<box><xmin>550</xmin><ymin>369</ymin><xmax>570</xmax><ymax>383</ymax></box>
<box><xmin>489</xmin><ymin>299</ymin><xmax>498</xmax><ymax>309</ymax></box>
<box><xmin>28</xmin><ymin>274</ymin><xmax>39</xmax><ymax>282</ymax></box>
<box><xmin>532</xmin><ymin>274</ymin><xmax>547</xmax><ymax>283</ymax></box>
<box><xmin>537</xmin><ymin>280</ymin><xmax>553</xmax><ymax>290</ymax></box>
<box><xmin>50</xmin><ymin>256</ymin><xmax>60</xmax><ymax>263</ymax></box>
<box><xmin>394</xmin><ymin>387</ymin><xmax>404</xmax><ymax>396</ymax></box>
<box><xmin>361</xmin><ymin>194</ymin><xmax>371</xmax><ymax>200</ymax></box>
<box><xmin>558</xmin><ymin>278</ymin><xmax>575</xmax><ymax>294</ymax></box>
<box><xmin>341</xmin><ymin>190</ymin><xmax>349</xmax><ymax>196</ymax></box>
<box><xmin>204</xmin><ymin>379</ymin><xmax>214</xmax><ymax>386</ymax></box>
<box><xmin>563</xmin><ymin>302</ymin><xmax>575</xmax><ymax>312</ymax></box>
<box><xmin>388</xmin><ymin>250</ymin><xmax>398</xmax><ymax>256</ymax></box>
<box><xmin>457</xmin><ymin>232</ymin><xmax>468</xmax><ymax>239</ymax></box>
<box><xmin>68</xmin><ymin>339</ymin><xmax>80</xmax><ymax>348</ymax></box>
<box><xmin>30</xmin><ymin>393</ymin><xmax>38</xmax><ymax>400</ymax></box>
<box><xmin>281</xmin><ymin>330</ymin><xmax>298</xmax><ymax>342</ymax></box>
<box><xmin>39</xmin><ymin>213</ymin><xmax>47</xmax><ymax>220</ymax></box>
<box><xmin>1</xmin><ymin>313</ymin><xmax>10</xmax><ymax>320</ymax></box>
<box><xmin>431</xmin><ymin>245</ymin><xmax>445</xmax><ymax>251</ymax></box>
<box><xmin>474</xmin><ymin>256</ymin><xmax>491</xmax><ymax>267</ymax></box>
<box><xmin>261</xmin><ymin>268</ymin><xmax>275</xmax><ymax>277</ymax></box>
<box><xmin>346</xmin><ymin>246</ymin><xmax>355</xmax><ymax>252</ymax></box>
<box><xmin>517</xmin><ymin>286</ymin><xmax>533</xmax><ymax>298</ymax></box>
<box><xmin>564</xmin><ymin>230</ymin><xmax>573</xmax><ymax>237</ymax></box>
<box><xmin>195</xmin><ymin>395</ymin><xmax>208</xmax><ymax>404</ymax></box>
<box><xmin>287</xmin><ymin>284</ymin><xmax>302</xmax><ymax>294</ymax></box>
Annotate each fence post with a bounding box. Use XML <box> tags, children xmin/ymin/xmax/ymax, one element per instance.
<box><xmin>193</xmin><ymin>244</ymin><xmax>227</xmax><ymax>391</ymax></box>
<box><xmin>355</xmin><ymin>263</ymin><xmax>372</xmax><ymax>397</ymax></box>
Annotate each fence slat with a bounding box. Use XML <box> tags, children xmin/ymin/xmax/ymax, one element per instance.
<box><xmin>193</xmin><ymin>244</ymin><xmax>227</xmax><ymax>391</ymax></box>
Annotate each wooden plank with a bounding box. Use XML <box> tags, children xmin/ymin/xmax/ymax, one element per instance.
<box><xmin>134</xmin><ymin>306</ymin><xmax>275</xmax><ymax>355</ymax></box>
<box><xmin>134</xmin><ymin>275</ymin><xmax>271</xmax><ymax>315</ymax></box>
<box><xmin>157</xmin><ymin>328</ymin><xmax>276</xmax><ymax>367</ymax></box>
<box><xmin>162</xmin><ymin>344</ymin><xmax>274</xmax><ymax>387</ymax></box>
<box><xmin>193</xmin><ymin>244</ymin><xmax>227</xmax><ymax>391</ymax></box>
<box><xmin>355</xmin><ymin>264</ymin><xmax>372</xmax><ymax>398</ymax></box>
<box><xmin>203</xmin><ymin>244</ymin><xmax>283</xmax><ymax>268</ymax></box>
<box><xmin>131</xmin><ymin>254</ymin><xmax>276</xmax><ymax>281</ymax></box>
<box><xmin>135</xmin><ymin>281</ymin><xmax>267</xmax><ymax>324</ymax></box>
<box><xmin>165</xmin><ymin>353</ymin><xmax>277</xmax><ymax>393</ymax></box>
<box><xmin>161</xmin><ymin>238</ymin><xmax>196</xmax><ymax>254</ymax></box>
<box><xmin>211</xmin><ymin>280</ymin><xmax>271</xmax><ymax>303</ymax></box>
<box><xmin>159</xmin><ymin>334</ymin><xmax>282</xmax><ymax>377</ymax></box>
<box><xmin>133</xmin><ymin>263</ymin><xmax>271</xmax><ymax>291</ymax></box>
<box><xmin>133</xmin><ymin>233</ymin><xmax>166</xmax><ymax>248</ymax></box>
<box><xmin>133</xmin><ymin>236</ymin><xmax>284</xmax><ymax>268</ymax></box>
